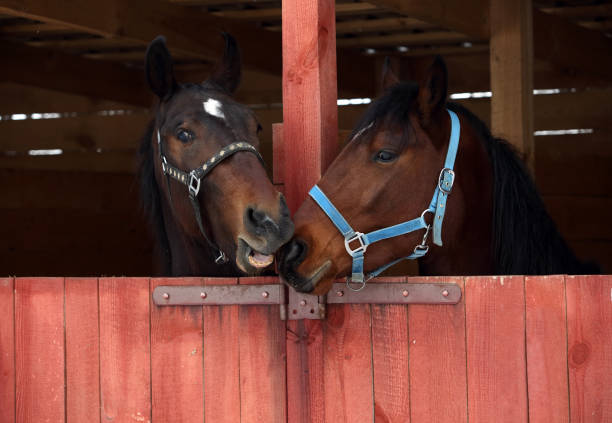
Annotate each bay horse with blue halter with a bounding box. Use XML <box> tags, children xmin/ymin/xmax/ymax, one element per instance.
<box><xmin>139</xmin><ymin>34</ymin><xmax>293</xmax><ymax>276</ymax></box>
<box><xmin>278</xmin><ymin>57</ymin><xmax>598</xmax><ymax>295</ymax></box>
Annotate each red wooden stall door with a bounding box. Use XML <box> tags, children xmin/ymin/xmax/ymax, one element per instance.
<box><xmin>0</xmin><ymin>275</ymin><xmax>611</xmax><ymax>422</ymax></box>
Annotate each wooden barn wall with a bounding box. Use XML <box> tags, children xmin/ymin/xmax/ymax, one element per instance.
<box><xmin>0</xmin><ymin>83</ymin><xmax>610</xmax><ymax>275</ymax></box>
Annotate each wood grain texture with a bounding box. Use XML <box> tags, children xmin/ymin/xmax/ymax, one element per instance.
<box><xmin>525</xmin><ymin>275</ymin><xmax>570</xmax><ymax>423</ymax></box>
<box><xmin>202</xmin><ymin>277</ymin><xmax>241</xmax><ymax>423</ymax></box>
<box><xmin>239</xmin><ymin>276</ymin><xmax>287</xmax><ymax>423</ymax></box>
<box><xmin>0</xmin><ymin>277</ymin><xmax>15</xmax><ymax>423</ymax></box>
<box><xmin>282</xmin><ymin>0</ymin><xmax>338</xmax><ymax>212</ymax></box>
<box><xmin>272</xmin><ymin>122</ymin><xmax>284</xmax><ymax>184</ymax></box>
<box><xmin>369</xmin><ymin>277</ymin><xmax>410</xmax><ymax>423</ymax></box>
<box><xmin>466</xmin><ymin>276</ymin><xmax>528</xmax><ymax>422</ymax></box>
<box><xmin>99</xmin><ymin>277</ymin><xmax>151</xmax><ymax>423</ymax></box>
<box><xmin>490</xmin><ymin>0</ymin><xmax>534</xmax><ymax>171</ymax></box>
<box><xmin>408</xmin><ymin>276</ymin><xmax>467</xmax><ymax>423</ymax></box>
<box><xmin>323</xmin><ymin>304</ymin><xmax>374</xmax><ymax>422</ymax></box>
<box><xmin>15</xmin><ymin>277</ymin><xmax>65</xmax><ymax>422</ymax></box>
<box><xmin>286</xmin><ymin>319</ymin><xmax>326</xmax><ymax>423</ymax></box>
<box><xmin>566</xmin><ymin>275</ymin><xmax>612</xmax><ymax>422</ymax></box>
<box><xmin>151</xmin><ymin>277</ymin><xmax>204</xmax><ymax>422</ymax></box>
<box><xmin>65</xmin><ymin>278</ymin><xmax>100</xmax><ymax>423</ymax></box>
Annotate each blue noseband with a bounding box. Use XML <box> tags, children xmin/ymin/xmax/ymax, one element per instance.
<box><xmin>309</xmin><ymin>109</ymin><xmax>460</xmax><ymax>291</ymax></box>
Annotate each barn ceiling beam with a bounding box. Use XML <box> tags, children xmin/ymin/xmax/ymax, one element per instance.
<box><xmin>0</xmin><ymin>40</ymin><xmax>151</xmax><ymax>106</ymax></box>
<box><xmin>0</xmin><ymin>0</ymin><xmax>375</xmax><ymax>96</ymax></box>
<box><xmin>368</xmin><ymin>0</ymin><xmax>612</xmax><ymax>82</ymax></box>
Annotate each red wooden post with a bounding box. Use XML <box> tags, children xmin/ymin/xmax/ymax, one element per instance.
<box><xmin>281</xmin><ymin>1</ymin><xmax>338</xmax><ymax>421</ymax></box>
<box><xmin>281</xmin><ymin>0</ymin><xmax>338</xmax><ymax>212</ymax></box>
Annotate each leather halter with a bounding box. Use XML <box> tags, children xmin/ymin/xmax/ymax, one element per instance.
<box><xmin>156</xmin><ymin>129</ymin><xmax>264</xmax><ymax>264</ymax></box>
<box><xmin>309</xmin><ymin>109</ymin><xmax>460</xmax><ymax>291</ymax></box>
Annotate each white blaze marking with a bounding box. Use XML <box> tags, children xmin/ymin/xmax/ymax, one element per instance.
<box><xmin>203</xmin><ymin>98</ymin><xmax>225</xmax><ymax>120</ymax></box>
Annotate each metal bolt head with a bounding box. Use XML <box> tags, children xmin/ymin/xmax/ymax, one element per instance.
<box><xmin>336</xmin><ymin>290</ymin><xmax>344</xmax><ymax>297</ymax></box>
<box><xmin>262</xmin><ymin>291</ymin><xmax>269</xmax><ymax>298</ymax></box>
<box><xmin>162</xmin><ymin>292</ymin><xmax>170</xmax><ymax>300</ymax></box>
<box><xmin>442</xmin><ymin>290</ymin><xmax>449</xmax><ymax>297</ymax></box>
<box><xmin>200</xmin><ymin>292</ymin><xmax>207</xmax><ymax>299</ymax></box>
<box><xmin>299</xmin><ymin>300</ymin><xmax>307</xmax><ymax>306</ymax></box>
<box><xmin>402</xmin><ymin>290</ymin><xmax>409</xmax><ymax>297</ymax></box>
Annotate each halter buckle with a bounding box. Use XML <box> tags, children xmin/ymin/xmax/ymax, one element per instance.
<box><xmin>188</xmin><ymin>171</ymin><xmax>201</xmax><ymax>198</ymax></box>
<box><xmin>438</xmin><ymin>168</ymin><xmax>455</xmax><ymax>195</ymax></box>
<box><xmin>344</xmin><ymin>232</ymin><xmax>368</xmax><ymax>257</ymax></box>
<box><xmin>214</xmin><ymin>251</ymin><xmax>228</xmax><ymax>265</ymax></box>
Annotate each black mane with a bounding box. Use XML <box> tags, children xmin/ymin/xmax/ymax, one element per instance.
<box><xmin>138</xmin><ymin>120</ymin><xmax>171</xmax><ymax>275</ymax></box>
<box><xmin>447</xmin><ymin>102</ymin><xmax>598</xmax><ymax>274</ymax></box>
<box><xmin>352</xmin><ymin>82</ymin><xmax>597</xmax><ymax>274</ymax></box>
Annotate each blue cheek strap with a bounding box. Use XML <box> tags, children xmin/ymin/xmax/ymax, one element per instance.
<box><xmin>308</xmin><ymin>109</ymin><xmax>460</xmax><ymax>291</ymax></box>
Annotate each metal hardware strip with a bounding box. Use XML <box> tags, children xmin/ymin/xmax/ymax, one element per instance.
<box><xmin>152</xmin><ymin>281</ymin><xmax>461</xmax><ymax>320</ymax></box>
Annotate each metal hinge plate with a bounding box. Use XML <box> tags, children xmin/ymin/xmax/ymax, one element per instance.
<box><xmin>152</xmin><ymin>281</ymin><xmax>461</xmax><ymax>321</ymax></box>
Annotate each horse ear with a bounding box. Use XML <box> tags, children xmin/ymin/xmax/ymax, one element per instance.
<box><xmin>417</xmin><ymin>56</ymin><xmax>448</xmax><ymax>125</ymax></box>
<box><xmin>208</xmin><ymin>33</ymin><xmax>242</xmax><ymax>95</ymax></box>
<box><xmin>381</xmin><ymin>57</ymin><xmax>400</xmax><ymax>90</ymax></box>
<box><xmin>145</xmin><ymin>36</ymin><xmax>177</xmax><ymax>100</ymax></box>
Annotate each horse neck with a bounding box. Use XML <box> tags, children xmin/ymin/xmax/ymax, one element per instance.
<box><xmin>160</xmin><ymin>198</ymin><xmax>235</xmax><ymax>277</ymax></box>
<box><xmin>418</xmin><ymin>116</ymin><xmax>495</xmax><ymax>276</ymax></box>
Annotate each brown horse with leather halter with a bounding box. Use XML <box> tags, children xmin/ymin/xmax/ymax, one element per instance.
<box><xmin>278</xmin><ymin>57</ymin><xmax>597</xmax><ymax>295</ymax></box>
<box><xmin>139</xmin><ymin>34</ymin><xmax>293</xmax><ymax>276</ymax></box>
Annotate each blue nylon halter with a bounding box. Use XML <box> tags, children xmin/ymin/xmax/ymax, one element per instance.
<box><xmin>309</xmin><ymin>109</ymin><xmax>460</xmax><ymax>291</ymax></box>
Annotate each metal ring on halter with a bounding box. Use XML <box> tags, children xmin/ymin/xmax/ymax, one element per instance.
<box><xmin>346</xmin><ymin>277</ymin><xmax>368</xmax><ymax>292</ymax></box>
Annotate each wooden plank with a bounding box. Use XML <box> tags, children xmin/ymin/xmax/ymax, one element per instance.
<box><xmin>0</xmin><ymin>169</ymin><xmax>141</xmax><ymax>211</ymax></box>
<box><xmin>238</xmin><ymin>277</ymin><xmax>286</xmax><ymax>423</ymax></box>
<box><xmin>566</xmin><ymin>275</ymin><xmax>612</xmax><ymax>422</ymax></box>
<box><xmin>0</xmin><ymin>277</ymin><xmax>14</xmax><ymax>423</ymax></box>
<box><xmin>465</xmin><ymin>276</ymin><xmax>528</xmax><ymax>422</ymax></box>
<box><xmin>15</xmin><ymin>277</ymin><xmax>65</xmax><ymax>422</ymax></box>
<box><xmin>336</xmin><ymin>30</ymin><xmax>469</xmax><ymax>48</ymax></box>
<box><xmin>282</xmin><ymin>0</ymin><xmax>338</xmax><ymax>211</ymax></box>
<box><xmin>370</xmin><ymin>277</ymin><xmax>410</xmax><ymax>423</ymax></box>
<box><xmin>0</xmin><ymin>150</ymin><xmax>138</xmax><ymax>173</ymax></box>
<box><xmin>286</xmin><ymin>318</ymin><xmax>326</xmax><ymax>423</ymax></box>
<box><xmin>151</xmin><ymin>277</ymin><xmax>204</xmax><ymax>422</ymax></box>
<box><xmin>525</xmin><ymin>275</ymin><xmax>569</xmax><ymax>423</ymax></box>
<box><xmin>407</xmin><ymin>276</ymin><xmax>468</xmax><ymax>422</ymax></box>
<box><xmin>65</xmin><ymin>277</ymin><xmax>100</xmax><ymax>423</ymax></box>
<box><xmin>568</xmin><ymin>240</ymin><xmax>612</xmax><ymax>274</ymax></box>
<box><xmin>0</xmin><ymin>113</ymin><xmax>150</xmax><ymax>152</ymax></box>
<box><xmin>0</xmin><ymin>40</ymin><xmax>151</xmax><ymax>106</ymax></box>
<box><xmin>490</xmin><ymin>0</ymin><xmax>534</xmax><ymax>171</ymax></box>
<box><xmin>457</xmin><ymin>88</ymin><xmax>612</xmax><ymax>132</ymax></box>
<box><xmin>202</xmin><ymin>277</ymin><xmax>241</xmax><ymax>422</ymax></box>
<box><xmin>99</xmin><ymin>277</ymin><xmax>151</xmax><ymax>423</ymax></box>
<box><xmin>335</xmin><ymin>17</ymin><xmax>435</xmax><ymax>34</ymax></box>
<box><xmin>323</xmin><ymin>303</ymin><xmax>374</xmax><ymax>421</ymax></box>
<box><xmin>0</xmin><ymin>82</ymin><xmax>138</xmax><ymax>114</ymax></box>
<box><xmin>367</xmin><ymin>0</ymin><xmax>489</xmax><ymax>39</ymax></box>
<box><xmin>542</xmin><ymin>196</ymin><xmax>612</xmax><ymax>241</ymax></box>
<box><xmin>213</xmin><ymin>2</ymin><xmax>379</xmax><ymax>20</ymax></box>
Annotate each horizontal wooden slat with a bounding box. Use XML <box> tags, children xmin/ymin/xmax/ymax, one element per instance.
<box><xmin>337</xmin><ymin>30</ymin><xmax>469</xmax><ymax>48</ymax></box>
<box><xmin>0</xmin><ymin>82</ymin><xmax>140</xmax><ymax>114</ymax></box>
<box><xmin>212</xmin><ymin>2</ymin><xmax>380</xmax><ymax>20</ymax></box>
<box><xmin>0</xmin><ymin>150</ymin><xmax>138</xmax><ymax>173</ymax></box>
<box><xmin>0</xmin><ymin>113</ymin><xmax>150</xmax><ymax>152</ymax></box>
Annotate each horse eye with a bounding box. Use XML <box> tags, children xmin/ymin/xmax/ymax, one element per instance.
<box><xmin>375</xmin><ymin>150</ymin><xmax>397</xmax><ymax>163</ymax></box>
<box><xmin>176</xmin><ymin>129</ymin><xmax>193</xmax><ymax>143</ymax></box>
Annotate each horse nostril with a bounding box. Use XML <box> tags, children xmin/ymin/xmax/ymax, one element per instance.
<box><xmin>245</xmin><ymin>207</ymin><xmax>277</xmax><ymax>235</ymax></box>
<box><xmin>285</xmin><ymin>238</ymin><xmax>307</xmax><ymax>265</ymax></box>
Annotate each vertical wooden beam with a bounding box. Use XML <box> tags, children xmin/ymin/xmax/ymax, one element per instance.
<box><xmin>282</xmin><ymin>0</ymin><xmax>338</xmax><ymax>212</ymax></box>
<box><xmin>490</xmin><ymin>0</ymin><xmax>534</xmax><ymax>172</ymax></box>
